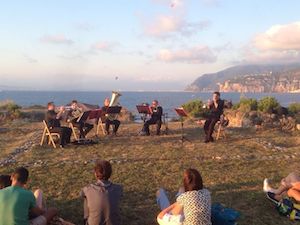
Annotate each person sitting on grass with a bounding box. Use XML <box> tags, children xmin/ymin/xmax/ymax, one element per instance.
<box><xmin>81</xmin><ymin>159</ymin><xmax>123</xmax><ymax>225</ymax></box>
<box><xmin>156</xmin><ymin>168</ymin><xmax>212</xmax><ymax>225</ymax></box>
<box><xmin>0</xmin><ymin>174</ymin><xmax>11</xmax><ymax>189</ymax></box>
<box><xmin>263</xmin><ymin>172</ymin><xmax>300</xmax><ymax>202</ymax></box>
<box><xmin>0</xmin><ymin>167</ymin><xmax>58</xmax><ymax>225</ymax></box>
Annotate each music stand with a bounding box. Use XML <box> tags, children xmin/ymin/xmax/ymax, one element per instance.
<box><xmin>88</xmin><ymin>109</ymin><xmax>102</xmax><ymax>120</ymax></box>
<box><xmin>136</xmin><ymin>105</ymin><xmax>152</xmax><ymax>124</ymax></box>
<box><xmin>76</xmin><ymin>111</ymin><xmax>91</xmax><ymax>123</ymax></box>
<box><xmin>106</xmin><ymin>106</ymin><xmax>122</xmax><ymax>115</ymax></box>
<box><xmin>174</xmin><ymin>108</ymin><xmax>190</xmax><ymax>143</ymax></box>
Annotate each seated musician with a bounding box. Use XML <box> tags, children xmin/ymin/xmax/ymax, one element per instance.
<box><xmin>68</xmin><ymin>100</ymin><xmax>93</xmax><ymax>139</ymax></box>
<box><xmin>45</xmin><ymin>102</ymin><xmax>72</xmax><ymax>148</ymax></box>
<box><xmin>102</xmin><ymin>98</ymin><xmax>121</xmax><ymax>135</ymax></box>
<box><xmin>142</xmin><ymin>100</ymin><xmax>163</xmax><ymax>136</ymax></box>
<box><xmin>203</xmin><ymin>92</ymin><xmax>224</xmax><ymax>143</ymax></box>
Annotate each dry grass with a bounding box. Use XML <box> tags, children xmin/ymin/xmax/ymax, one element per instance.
<box><xmin>0</xmin><ymin>120</ymin><xmax>300</xmax><ymax>225</ymax></box>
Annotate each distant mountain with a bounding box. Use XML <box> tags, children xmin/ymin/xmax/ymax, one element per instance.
<box><xmin>185</xmin><ymin>64</ymin><xmax>300</xmax><ymax>93</ymax></box>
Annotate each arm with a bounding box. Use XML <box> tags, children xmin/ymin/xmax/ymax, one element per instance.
<box><xmin>30</xmin><ymin>206</ymin><xmax>45</xmax><ymax>217</ymax></box>
<box><xmin>157</xmin><ymin>106</ymin><xmax>163</xmax><ymax>117</ymax></box>
<box><xmin>157</xmin><ymin>202</ymin><xmax>183</xmax><ymax>219</ymax></box>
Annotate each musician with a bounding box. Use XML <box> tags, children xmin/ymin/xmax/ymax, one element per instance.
<box><xmin>102</xmin><ymin>98</ymin><xmax>121</xmax><ymax>135</ymax></box>
<box><xmin>203</xmin><ymin>92</ymin><xmax>224</xmax><ymax>143</ymax></box>
<box><xmin>45</xmin><ymin>102</ymin><xmax>72</xmax><ymax>148</ymax></box>
<box><xmin>68</xmin><ymin>100</ymin><xmax>93</xmax><ymax>138</ymax></box>
<box><xmin>142</xmin><ymin>100</ymin><xmax>163</xmax><ymax>136</ymax></box>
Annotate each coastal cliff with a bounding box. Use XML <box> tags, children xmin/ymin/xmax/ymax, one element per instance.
<box><xmin>186</xmin><ymin>64</ymin><xmax>300</xmax><ymax>93</ymax></box>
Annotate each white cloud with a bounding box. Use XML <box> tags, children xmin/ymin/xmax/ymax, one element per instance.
<box><xmin>157</xmin><ymin>45</ymin><xmax>217</xmax><ymax>63</ymax></box>
<box><xmin>75</xmin><ymin>22</ymin><xmax>94</xmax><ymax>31</ymax></box>
<box><xmin>242</xmin><ymin>21</ymin><xmax>300</xmax><ymax>63</ymax></box>
<box><xmin>40</xmin><ymin>34</ymin><xmax>73</xmax><ymax>45</ymax></box>
<box><xmin>91</xmin><ymin>41</ymin><xmax>118</xmax><ymax>52</ymax></box>
<box><xmin>254</xmin><ymin>22</ymin><xmax>300</xmax><ymax>51</ymax></box>
<box><xmin>143</xmin><ymin>15</ymin><xmax>210</xmax><ymax>38</ymax></box>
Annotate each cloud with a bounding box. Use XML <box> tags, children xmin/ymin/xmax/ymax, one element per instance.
<box><xmin>40</xmin><ymin>34</ymin><xmax>73</xmax><ymax>45</ymax></box>
<box><xmin>254</xmin><ymin>22</ymin><xmax>300</xmax><ymax>51</ymax></box>
<box><xmin>90</xmin><ymin>41</ymin><xmax>119</xmax><ymax>52</ymax></box>
<box><xmin>75</xmin><ymin>22</ymin><xmax>94</xmax><ymax>31</ymax></box>
<box><xmin>143</xmin><ymin>15</ymin><xmax>210</xmax><ymax>38</ymax></box>
<box><xmin>157</xmin><ymin>45</ymin><xmax>217</xmax><ymax>63</ymax></box>
<box><xmin>241</xmin><ymin>21</ymin><xmax>300</xmax><ymax>64</ymax></box>
<box><xmin>23</xmin><ymin>54</ymin><xmax>38</xmax><ymax>63</ymax></box>
<box><xmin>241</xmin><ymin>46</ymin><xmax>300</xmax><ymax>64</ymax></box>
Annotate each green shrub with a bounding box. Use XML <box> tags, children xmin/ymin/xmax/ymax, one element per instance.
<box><xmin>233</xmin><ymin>97</ymin><xmax>258</xmax><ymax>112</ymax></box>
<box><xmin>182</xmin><ymin>99</ymin><xmax>208</xmax><ymax>118</ymax></box>
<box><xmin>0</xmin><ymin>100</ymin><xmax>22</xmax><ymax>120</ymax></box>
<box><xmin>258</xmin><ymin>96</ymin><xmax>280</xmax><ymax>113</ymax></box>
<box><xmin>288</xmin><ymin>103</ymin><xmax>300</xmax><ymax>115</ymax></box>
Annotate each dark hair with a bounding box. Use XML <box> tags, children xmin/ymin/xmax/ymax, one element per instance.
<box><xmin>13</xmin><ymin>167</ymin><xmax>29</xmax><ymax>184</ymax></box>
<box><xmin>71</xmin><ymin>100</ymin><xmax>78</xmax><ymax>104</ymax></box>
<box><xmin>47</xmin><ymin>102</ymin><xmax>54</xmax><ymax>107</ymax></box>
<box><xmin>0</xmin><ymin>175</ymin><xmax>11</xmax><ymax>189</ymax></box>
<box><xmin>94</xmin><ymin>160</ymin><xmax>112</xmax><ymax>180</ymax></box>
<box><xmin>183</xmin><ymin>168</ymin><xmax>203</xmax><ymax>192</ymax></box>
<box><xmin>213</xmin><ymin>91</ymin><xmax>220</xmax><ymax>97</ymax></box>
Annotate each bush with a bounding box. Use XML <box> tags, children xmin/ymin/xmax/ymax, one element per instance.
<box><xmin>182</xmin><ymin>99</ymin><xmax>208</xmax><ymax>118</ymax></box>
<box><xmin>257</xmin><ymin>97</ymin><xmax>280</xmax><ymax>113</ymax></box>
<box><xmin>233</xmin><ymin>97</ymin><xmax>258</xmax><ymax>112</ymax></box>
<box><xmin>288</xmin><ymin>103</ymin><xmax>300</xmax><ymax>115</ymax></box>
<box><xmin>0</xmin><ymin>100</ymin><xmax>22</xmax><ymax>120</ymax></box>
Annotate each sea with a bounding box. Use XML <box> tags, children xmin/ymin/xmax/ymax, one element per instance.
<box><xmin>1</xmin><ymin>91</ymin><xmax>300</xmax><ymax>119</ymax></box>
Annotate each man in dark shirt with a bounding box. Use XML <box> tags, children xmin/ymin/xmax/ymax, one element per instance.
<box><xmin>45</xmin><ymin>102</ymin><xmax>72</xmax><ymax>148</ymax></box>
<box><xmin>102</xmin><ymin>98</ymin><xmax>121</xmax><ymax>135</ymax></box>
<box><xmin>142</xmin><ymin>100</ymin><xmax>163</xmax><ymax>136</ymax></box>
<box><xmin>68</xmin><ymin>100</ymin><xmax>93</xmax><ymax>138</ymax></box>
<box><xmin>204</xmin><ymin>92</ymin><xmax>224</xmax><ymax>143</ymax></box>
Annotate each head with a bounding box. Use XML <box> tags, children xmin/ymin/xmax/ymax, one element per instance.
<box><xmin>11</xmin><ymin>167</ymin><xmax>29</xmax><ymax>186</ymax></box>
<box><xmin>47</xmin><ymin>102</ymin><xmax>55</xmax><ymax>111</ymax></box>
<box><xmin>71</xmin><ymin>100</ymin><xmax>78</xmax><ymax>110</ymax></box>
<box><xmin>94</xmin><ymin>160</ymin><xmax>112</xmax><ymax>181</ymax></box>
<box><xmin>213</xmin><ymin>91</ymin><xmax>221</xmax><ymax>102</ymax></box>
<box><xmin>104</xmin><ymin>98</ymin><xmax>110</xmax><ymax>107</ymax></box>
<box><xmin>0</xmin><ymin>175</ymin><xmax>12</xmax><ymax>189</ymax></box>
<box><xmin>183</xmin><ymin>168</ymin><xmax>203</xmax><ymax>192</ymax></box>
<box><xmin>152</xmin><ymin>100</ymin><xmax>158</xmax><ymax>107</ymax></box>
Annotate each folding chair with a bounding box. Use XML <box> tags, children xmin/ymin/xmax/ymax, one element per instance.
<box><xmin>215</xmin><ymin>116</ymin><xmax>229</xmax><ymax>140</ymax></box>
<box><xmin>69</xmin><ymin>122</ymin><xmax>79</xmax><ymax>141</ymax></box>
<box><xmin>96</xmin><ymin>117</ymin><xmax>107</xmax><ymax>136</ymax></box>
<box><xmin>40</xmin><ymin>120</ymin><xmax>60</xmax><ymax>148</ymax></box>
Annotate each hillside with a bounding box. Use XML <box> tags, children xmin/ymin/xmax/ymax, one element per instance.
<box><xmin>1</xmin><ymin>120</ymin><xmax>300</xmax><ymax>224</ymax></box>
<box><xmin>186</xmin><ymin>64</ymin><xmax>300</xmax><ymax>93</ymax></box>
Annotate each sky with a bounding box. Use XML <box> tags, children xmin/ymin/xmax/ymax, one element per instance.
<box><xmin>1</xmin><ymin>0</ymin><xmax>300</xmax><ymax>91</ymax></box>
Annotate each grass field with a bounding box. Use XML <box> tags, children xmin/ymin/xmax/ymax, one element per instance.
<box><xmin>0</xmin><ymin>120</ymin><xmax>300</xmax><ymax>225</ymax></box>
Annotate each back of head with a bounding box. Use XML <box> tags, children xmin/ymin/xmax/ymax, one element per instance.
<box><xmin>183</xmin><ymin>168</ymin><xmax>203</xmax><ymax>192</ymax></box>
<box><xmin>94</xmin><ymin>160</ymin><xmax>112</xmax><ymax>181</ymax></box>
<box><xmin>0</xmin><ymin>175</ymin><xmax>11</xmax><ymax>189</ymax></box>
<box><xmin>12</xmin><ymin>167</ymin><xmax>29</xmax><ymax>185</ymax></box>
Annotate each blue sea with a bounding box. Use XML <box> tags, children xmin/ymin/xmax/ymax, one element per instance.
<box><xmin>1</xmin><ymin>91</ymin><xmax>300</xmax><ymax>118</ymax></box>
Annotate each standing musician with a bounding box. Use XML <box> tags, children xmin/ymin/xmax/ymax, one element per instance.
<box><xmin>141</xmin><ymin>100</ymin><xmax>163</xmax><ymax>136</ymax></box>
<box><xmin>102</xmin><ymin>98</ymin><xmax>121</xmax><ymax>135</ymax></box>
<box><xmin>45</xmin><ymin>102</ymin><xmax>72</xmax><ymax>148</ymax></box>
<box><xmin>203</xmin><ymin>91</ymin><xmax>224</xmax><ymax>143</ymax></box>
<box><xmin>68</xmin><ymin>100</ymin><xmax>93</xmax><ymax>139</ymax></box>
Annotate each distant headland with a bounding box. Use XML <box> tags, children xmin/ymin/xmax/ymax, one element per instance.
<box><xmin>186</xmin><ymin>64</ymin><xmax>300</xmax><ymax>93</ymax></box>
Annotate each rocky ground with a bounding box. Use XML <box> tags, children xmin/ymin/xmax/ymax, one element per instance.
<box><xmin>0</xmin><ymin>120</ymin><xmax>300</xmax><ymax>225</ymax></box>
